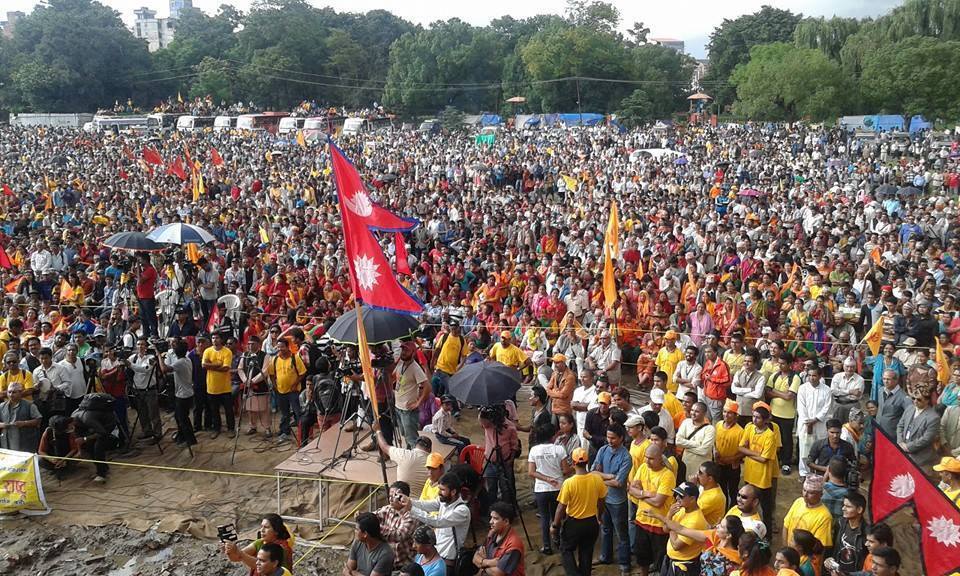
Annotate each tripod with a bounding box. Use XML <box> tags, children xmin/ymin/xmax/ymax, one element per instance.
<box><xmin>231</xmin><ymin>353</ymin><xmax>271</xmax><ymax>465</ymax></box>
<box><xmin>479</xmin><ymin>426</ymin><xmax>533</xmax><ymax>549</ymax></box>
<box><xmin>126</xmin><ymin>357</ymin><xmax>165</xmax><ymax>455</ymax></box>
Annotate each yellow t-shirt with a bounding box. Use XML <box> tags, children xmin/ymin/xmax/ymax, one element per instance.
<box><xmin>667</xmin><ymin>507</ymin><xmax>708</xmax><ymax>561</ymax></box>
<box><xmin>698</xmin><ymin>486</ymin><xmax>726</xmax><ymax>527</ymax></box>
<box><xmin>558</xmin><ymin>472</ymin><xmax>607</xmax><ymax>519</ymax></box>
<box><xmin>656</xmin><ymin>347</ymin><xmax>684</xmax><ymax>392</ymax></box>
<box><xmin>628</xmin><ymin>439</ymin><xmax>650</xmax><ymax>504</ymax></box>
<box><xmin>434</xmin><ymin>333</ymin><xmax>467</xmax><ymax>374</ymax></box>
<box><xmin>0</xmin><ymin>370</ymin><xmax>33</xmax><ymax>394</ymax></box>
<box><xmin>714</xmin><ymin>422</ymin><xmax>744</xmax><ymax>461</ymax></box>
<box><xmin>725</xmin><ymin>505</ymin><xmax>761</xmax><ymax>523</ymax></box>
<box><xmin>783</xmin><ymin>498</ymin><xmax>834</xmax><ymax>548</ymax></box>
<box><xmin>663</xmin><ymin>392</ymin><xmax>684</xmax><ymax>422</ymax></box>
<box><xmin>723</xmin><ymin>350</ymin><xmax>745</xmax><ymax>376</ymax></box>
<box><xmin>740</xmin><ymin>424</ymin><xmax>777</xmax><ymax>489</ymax></box>
<box><xmin>945</xmin><ymin>487</ymin><xmax>960</xmax><ymax>505</ymax></box>
<box><xmin>489</xmin><ymin>343</ymin><xmax>528</xmax><ymax>368</ymax></box>
<box><xmin>267</xmin><ymin>353</ymin><xmax>307</xmax><ymax>394</ymax></box>
<box><xmin>766</xmin><ymin>372</ymin><xmax>800</xmax><ymax>419</ymax></box>
<box><xmin>634</xmin><ymin>463</ymin><xmax>676</xmax><ymax>529</ymax></box>
<box><xmin>202</xmin><ymin>346</ymin><xmax>234</xmax><ymax>395</ymax></box>
<box><xmin>420</xmin><ymin>478</ymin><xmax>440</xmax><ymax>501</ymax></box>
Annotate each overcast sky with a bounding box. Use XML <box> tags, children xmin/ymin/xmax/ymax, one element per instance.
<box><xmin>6</xmin><ymin>0</ymin><xmax>903</xmax><ymax>57</ymax></box>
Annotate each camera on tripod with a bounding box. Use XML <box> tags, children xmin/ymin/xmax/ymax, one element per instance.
<box><xmin>845</xmin><ymin>458</ymin><xmax>861</xmax><ymax>490</ymax></box>
<box><xmin>147</xmin><ymin>338</ymin><xmax>169</xmax><ymax>354</ymax></box>
<box><xmin>113</xmin><ymin>346</ymin><xmax>133</xmax><ymax>361</ymax></box>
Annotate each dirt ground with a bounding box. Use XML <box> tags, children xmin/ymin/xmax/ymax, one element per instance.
<box><xmin>2</xmin><ymin>383</ymin><xmax>921</xmax><ymax>575</ymax></box>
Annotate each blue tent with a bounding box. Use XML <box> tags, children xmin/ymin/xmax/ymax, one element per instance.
<box><xmin>557</xmin><ymin>113</ymin><xmax>605</xmax><ymax>126</ymax></box>
<box><xmin>908</xmin><ymin>115</ymin><xmax>932</xmax><ymax>134</ymax></box>
<box><xmin>479</xmin><ymin>114</ymin><xmax>502</xmax><ymax>126</ymax></box>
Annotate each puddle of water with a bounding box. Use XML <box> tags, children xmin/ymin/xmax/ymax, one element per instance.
<box><xmin>107</xmin><ymin>557</ymin><xmax>138</xmax><ymax>576</ymax></box>
<box><xmin>145</xmin><ymin>547</ymin><xmax>173</xmax><ymax>563</ymax></box>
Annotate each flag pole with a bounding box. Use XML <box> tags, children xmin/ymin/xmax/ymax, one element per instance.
<box><xmin>354</xmin><ymin>300</ymin><xmax>391</xmax><ymax>491</ymax></box>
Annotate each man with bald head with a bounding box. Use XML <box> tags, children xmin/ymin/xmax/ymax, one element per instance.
<box><xmin>629</xmin><ymin>443</ymin><xmax>676</xmax><ymax>576</ymax></box>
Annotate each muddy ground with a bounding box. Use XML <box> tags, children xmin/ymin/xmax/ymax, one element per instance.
<box><xmin>1</xmin><ymin>383</ymin><xmax>921</xmax><ymax>575</ymax></box>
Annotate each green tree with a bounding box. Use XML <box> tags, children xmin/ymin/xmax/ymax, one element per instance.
<box><xmin>860</xmin><ymin>36</ymin><xmax>960</xmax><ymax>125</ymax></box>
<box><xmin>7</xmin><ymin>0</ymin><xmax>152</xmax><ymax>111</ymax></box>
<box><xmin>703</xmin><ymin>6</ymin><xmax>802</xmax><ymax>107</ymax></box>
<box><xmin>190</xmin><ymin>56</ymin><xmax>237</xmax><ymax>103</ymax></box>
<box><xmin>564</xmin><ymin>0</ymin><xmax>621</xmax><ymax>35</ymax></box>
<box><xmin>730</xmin><ymin>42</ymin><xmax>851</xmax><ymax>121</ymax></box>
<box><xmin>793</xmin><ymin>16</ymin><xmax>862</xmax><ymax>60</ymax></box>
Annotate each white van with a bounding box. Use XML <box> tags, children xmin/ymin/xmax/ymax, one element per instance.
<box><xmin>214</xmin><ymin>116</ymin><xmax>236</xmax><ymax>131</ymax></box>
<box><xmin>342</xmin><ymin>118</ymin><xmax>368</xmax><ymax>136</ymax></box>
<box><xmin>278</xmin><ymin>117</ymin><xmax>305</xmax><ymax>135</ymax></box>
<box><xmin>176</xmin><ymin>116</ymin><xmax>216</xmax><ymax>131</ymax></box>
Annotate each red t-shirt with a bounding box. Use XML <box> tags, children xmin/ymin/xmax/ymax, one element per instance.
<box><xmin>135</xmin><ymin>265</ymin><xmax>158</xmax><ymax>299</ymax></box>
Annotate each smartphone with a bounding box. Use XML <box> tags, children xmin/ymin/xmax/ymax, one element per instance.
<box><xmin>217</xmin><ymin>524</ymin><xmax>238</xmax><ymax>543</ymax></box>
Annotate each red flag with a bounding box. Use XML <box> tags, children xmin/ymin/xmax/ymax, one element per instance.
<box><xmin>119</xmin><ymin>168</ymin><xmax>129</xmax><ymax>181</ymax></box>
<box><xmin>122</xmin><ymin>145</ymin><xmax>135</xmax><ymax>161</ymax></box>
<box><xmin>0</xmin><ymin>245</ymin><xmax>12</xmax><ymax>270</ymax></box>
<box><xmin>871</xmin><ymin>425</ymin><xmax>960</xmax><ymax>576</ymax></box>
<box><xmin>206</xmin><ymin>301</ymin><xmax>221</xmax><ymax>333</ymax></box>
<box><xmin>210</xmin><ymin>147</ymin><xmax>223</xmax><ymax>166</ymax></box>
<box><xmin>167</xmin><ymin>156</ymin><xmax>187</xmax><ymax>181</ymax></box>
<box><xmin>394</xmin><ymin>232</ymin><xmax>411</xmax><ymax>275</ymax></box>
<box><xmin>1</xmin><ymin>184</ymin><xmax>13</xmax><ymax>197</ymax></box>
<box><xmin>329</xmin><ymin>141</ymin><xmax>422</xmax><ymax>315</ymax></box>
<box><xmin>142</xmin><ymin>146</ymin><xmax>163</xmax><ymax>166</ymax></box>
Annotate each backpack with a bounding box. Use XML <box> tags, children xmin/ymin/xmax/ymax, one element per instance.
<box><xmin>79</xmin><ymin>392</ymin><xmax>115</xmax><ymax>413</ymax></box>
<box><xmin>301</xmin><ymin>342</ymin><xmax>326</xmax><ymax>377</ymax></box>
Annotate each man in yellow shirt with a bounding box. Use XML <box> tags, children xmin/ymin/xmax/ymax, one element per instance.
<box><xmin>765</xmin><ymin>353</ymin><xmax>800</xmax><ymax>475</ymax></box>
<box><xmin>552</xmin><ymin>447</ymin><xmax>606</xmax><ymax>575</ymax></box>
<box><xmin>725</xmin><ymin>483</ymin><xmax>763</xmax><ymax>524</ymax></box>
<box><xmin>738</xmin><ymin>402</ymin><xmax>778</xmax><ymax>532</ymax></box>
<box><xmin>201</xmin><ymin>332</ymin><xmax>234</xmax><ymax>439</ymax></box>
<box><xmin>654</xmin><ymin>331</ymin><xmax>684</xmax><ymax>393</ymax></box>
<box><xmin>629</xmin><ymin>444</ymin><xmax>676</xmax><ymax>576</ymax></box>
<box><xmin>783</xmin><ymin>474</ymin><xmax>834</xmax><ymax>549</ymax></box>
<box><xmin>419</xmin><ymin>452</ymin><xmax>445</xmax><ymax>501</ymax></box>
<box><xmin>696</xmin><ymin>461</ymin><xmax>727</xmax><ymax>527</ymax></box>
<box><xmin>489</xmin><ymin>332</ymin><xmax>532</xmax><ymax>382</ymax></box>
<box><xmin>663</xmin><ymin>481</ymin><xmax>709</xmax><ymax>575</ymax></box>
<box><xmin>0</xmin><ymin>352</ymin><xmax>34</xmax><ymax>400</ymax></box>
<box><xmin>429</xmin><ymin>322</ymin><xmax>467</xmax><ymax>399</ymax></box>
<box><xmin>713</xmin><ymin>399</ymin><xmax>744</xmax><ymax>508</ymax></box>
<box><xmin>934</xmin><ymin>456</ymin><xmax>960</xmax><ymax>505</ymax></box>
<box><xmin>266</xmin><ymin>337</ymin><xmax>306</xmax><ymax>443</ymax></box>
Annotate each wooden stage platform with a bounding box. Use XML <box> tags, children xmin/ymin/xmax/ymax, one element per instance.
<box><xmin>273</xmin><ymin>428</ymin><xmax>454</xmax><ymax>528</ymax></box>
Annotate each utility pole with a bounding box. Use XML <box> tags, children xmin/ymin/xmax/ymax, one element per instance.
<box><xmin>576</xmin><ymin>77</ymin><xmax>583</xmax><ymax>127</ymax></box>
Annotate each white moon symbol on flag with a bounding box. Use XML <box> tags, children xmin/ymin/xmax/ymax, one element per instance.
<box><xmin>888</xmin><ymin>473</ymin><xmax>915</xmax><ymax>499</ymax></box>
<box><xmin>344</xmin><ymin>190</ymin><xmax>373</xmax><ymax>217</ymax></box>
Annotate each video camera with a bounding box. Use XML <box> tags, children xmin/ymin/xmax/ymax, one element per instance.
<box><xmin>217</xmin><ymin>524</ymin><xmax>238</xmax><ymax>543</ymax></box>
<box><xmin>147</xmin><ymin>338</ymin><xmax>170</xmax><ymax>354</ymax></box>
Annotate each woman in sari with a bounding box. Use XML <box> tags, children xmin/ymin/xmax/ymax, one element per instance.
<box><xmin>715</xmin><ymin>298</ymin><xmax>739</xmax><ymax>343</ymax></box>
<box><xmin>688</xmin><ymin>301</ymin><xmax>715</xmax><ymax>346</ymax></box>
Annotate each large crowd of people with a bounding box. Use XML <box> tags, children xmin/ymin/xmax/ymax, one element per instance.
<box><xmin>0</xmin><ymin>114</ymin><xmax>959</xmax><ymax>576</ymax></box>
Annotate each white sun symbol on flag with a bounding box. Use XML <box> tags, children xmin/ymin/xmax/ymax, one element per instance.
<box><xmin>888</xmin><ymin>473</ymin><xmax>916</xmax><ymax>499</ymax></box>
<box><xmin>927</xmin><ymin>516</ymin><xmax>960</xmax><ymax>547</ymax></box>
<box><xmin>353</xmin><ymin>254</ymin><xmax>380</xmax><ymax>291</ymax></box>
<box><xmin>344</xmin><ymin>189</ymin><xmax>373</xmax><ymax>217</ymax></box>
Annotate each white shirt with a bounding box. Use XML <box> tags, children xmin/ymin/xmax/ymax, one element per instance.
<box><xmin>589</xmin><ymin>343</ymin><xmax>622</xmax><ymax>384</ymax></box>
<box><xmin>56</xmin><ymin>358</ymin><xmax>86</xmax><ymax>399</ymax></box>
<box><xmin>572</xmin><ymin>385</ymin><xmax>597</xmax><ymax>432</ymax></box>
<box><xmin>527</xmin><ymin>443</ymin><xmax>567</xmax><ymax>493</ymax></box>
<box><xmin>830</xmin><ymin>372</ymin><xmax>864</xmax><ymax>403</ymax></box>
<box><xmin>129</xmin><ymin>353</ymin><xmax>159</xmax><ymax>390</ymax></box>
<box><xmin>409</xmin><ymin>497</ymin><xmax>471</xmax><ymax>561</ymax></box>
<box><xmin>641</xmin><ymin>405</ymin><xmax>675</xmax><ymax>443</ymax></box>
<box><xmin>673</xmin><ymin>360</ymin><xmax>703</xmax><ymax>399</ymax></box>
<box><xmin>797</xmin><ymin>382</ymin><xmax>834</xmax><ymax>428</ymax></box>
<box><xmin>31</xmin><ymin>363</ymin><xmax>66</xmax><ymax>401</ymax></box>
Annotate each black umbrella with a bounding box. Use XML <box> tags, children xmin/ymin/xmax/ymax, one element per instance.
<box><xmin>102</xmin><ymin>231</ymin><xmax>164</xmax><ymax>252</ymax></box>
<box><xmin>897</xmin><ymin>186</ymin><xmax>921</xmax><ymax>197</ymax></box>
<box><xmin>326</xmin><ymin>306</ymin><xmax>420</xmax><ymax>345</ymax></box>
<box><xmin>875</xmin><ymin>184</ymin><xmax>897</xmax><ymax>197</ymax></box>
<box><xmin>447</xmin><ymin>361</ymin><xmax>522</xmax><ymax>406</ymax></box>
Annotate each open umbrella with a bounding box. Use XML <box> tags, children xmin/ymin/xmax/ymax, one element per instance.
<box><xmin>102</xmin><ymin>231</ymin><xmax>164</xmax><ymax>252</ymax></box>
<box><xmin>738</xmin><ymin>188</ymin><xmax>761</xmax><ymax>197</ymax></box>
<box><xmin>147</xmin><ymin>223</ymin><xmax>215</xmax><ymax>245</ymax></box>
<box><xmin>505</xmin><ymin>96</ymin><xmax>527</xmax><ymax>104</ymax></box>
<box><xmin>875</xmin><ymin>184</ymin><xmax>897</xmax><ymax>197</ymax></box>
<box><xmin>326</xmin><ymin>306</ymin><xmax>420</xmax><ymax>345</ymax></box>
<box><xmin>447</xmin><ymin>361</ymin><xmax>522</xmax><ymax>406</ymax></box>
<box><xmin>897</xmin><ymin>186</ymin><xmax>921</xmax><ymax>197</ymax></box>
<box><xmin>674</xmin><ymin>156</ymin><xmax>688</xmax><ymax>165</ymax></box>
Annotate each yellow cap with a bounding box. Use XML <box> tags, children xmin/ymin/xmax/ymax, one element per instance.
<box><xmin>425</xmin><ymin>453</ymin><xmax>444</xmax><ymax>469</ymax></box>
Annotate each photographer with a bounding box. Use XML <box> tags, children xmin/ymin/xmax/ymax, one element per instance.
<box><xmin>126</xmin><ymin>338</ymin><xmax>162</xmax><ymax>442</ymax></box>
<box><xmin>238</xmin><ymin>335</ymin><xmax>271</xmax><ymax>438</ymax></box>
<box><xmin>134</xmin><ymin>252</ymin><xmax>159</xmax><ymax>339</ymax></box>
<box><xmin>31</xmin><ymin>347</ymin><xmax>65</xmax><ymax>426</ymax></box>
<box><xmin>99</xmin><ymin>346</ymin><xmax>130</xmax><ymax>442</ymax></box>
<box><xmin>160</xmin><ymin>338</ymin><xmax>196</xmax><ymax>447</ymax></box>
<box><xmin>221</xmin><ymin>514</ymin><xmax>294</xmax><ymax>575</ymax></box>
<box><xmin>266</xmin><ymin>337</ymin><xmax>306</xmax><ymax>443</ymax></box>
<box><xmin>56</xmin><ymin>343</ymin><xmax>87</xmax><ymax>416</ymax></box>
<box><xmin>805</xmin><ymin>419</ymin><xmax>856</xmax><ymax>477</ymax></box>
<box><xmin>224</xmin><ymin>541</ymin><xmax>291</xmax><ymax>576</ymax></box>
<box><xmin>480</xmin><ymin>404</ymin><xmax>520</xmax><ymax>509</ymax></box>
<box><xmin>299</xmin><ymin>356</ymin><xmax>337</xmax><ymax>447</ymax></box>
<box><xmin>374</xmin><ymin>481</ymin><xmax>419</xmax><ymax>569</ymax></box>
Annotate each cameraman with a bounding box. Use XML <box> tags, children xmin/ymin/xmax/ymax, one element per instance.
<box><xmin>126</xmin><ymin>338</ymin><xmax>162</xmax><ymax>442</ymax></box>
<box><xmin>299</xmin><ymin>356</ymin><xmax>336</xmax><ymax>447</ymax></box>
<box><xmin>98</xmin><ymin>346</ymin><xmax>130</xmax><ymax>442</ymax></box>
<box><xmin>238</xmin><ymin>335</ymin><xmax>271</xmax><ymax>437</ymax></box>
<box><xmin>134</xmin><ymin>253</ymin><xmax>159</xmax><ymax>339</ymax></box>
<box><xmin>159</xmin><ymin>338</ymin><xmax>196</xmax><ymax>447</ymax></box>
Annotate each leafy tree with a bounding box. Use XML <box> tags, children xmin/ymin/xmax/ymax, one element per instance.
<box><xmin>565</xmin><ymin>0</ymin><xmax>621</xmax><ymax>35</ymax></box>
<box><xmin>703</xmin><ymin>6</ymin><xmax>802</xmax><ymax>107</ymax></box>
<box><xmin>7</xmin><ymin>0</ymin><xmax>152</xmax><ymax>112</ymax></box>
<box><xmin>860</xmin><ymin>36</ymin><xmax>960</xmax><ymax>124</ymax></box>
<box><xmin>626</xmin><ymin>21</ymin><xmax>651</xmax><ymax>46</ymax></box>
<box><xmin>625</xmin><ymin>44</ymin><xmax>695</xmax><ymax>120</ymax></box>
<box><xmin>730</xmin><ymin>42</ymin><xmax>851</xmax><ymax>121</ymax></box>
<box><xmin>440</xmin><ymin>106</ymin><xmax>465</xmax><ymax>132</ymax></box>
<box><xmin>793</xmin><ymin>16</ymin><xmax>861</xmax><ymax>61</ymax></box>
<box><xmin>190</xmin><ymin>56</ymin><xmax>237</xmax><ymax>103</ymax></box>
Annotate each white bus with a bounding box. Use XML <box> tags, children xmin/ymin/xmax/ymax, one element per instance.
<box><xmin>214</xmin><ymin>116</ymin><xmax>236</xmax><ymax>131</ymax></box>
<box><xmin>278</xmin><ymin>117</ymin><xmax>305</xmax><ymax>135</ymax></box>
<box><xmin>89</xmin><ymin>115</ymin><xmax>160</xmax><ymax>134</ymax></box>
<box><xmin>176</xmin><ymin>115</ymin><xmax>216</xmax><ymax>131</ymax></box>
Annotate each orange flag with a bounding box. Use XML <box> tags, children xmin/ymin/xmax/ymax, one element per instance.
<box><xmin>210</xmin><ymin>147</ymin><xmax>223</xmax><ymax>167</ymax></box>
<box><xmin>186</xmin><ymin>243</ymin><xmax>200</xmax><ymax>263</ymax></box>
<box><xmin>862</xmin><ymin>315</ymin><xmax>885</xmax><ymax>356</ymax></box>
<box><xmin>59</xmin><ymin>279</ymin><xmax>75</xmax><ymax>302</ymax></box>
<box><xmin>870</xmin><ymin>246</ymin><xmax>882</xmax><ymax>265</ymax></box>
<box><xmin>136</xmin><ymin>205</ymin><xmax>144</xmax><ymax>225</ymax></box>
<box><xmin>356</xmin><ymin>303</ymin><xmax>380</xmax><ymax>420</ymax></box>
<box><xmin>936</xmin><ymin>338</ymin><xmax>950</xmax><ymax>385</ymax></box>
<box><xmin>4</xmin><ymin>276</ymin><xmax>23</xmax><ymax>293</ymax></box>
<box><xmin>602</xmin><ymin>201</ymin><xmax>619</xmax><ymax>308</ymax></box>
<box><xmin>635</xmin><ymin>257</ymin><xmax>645</xmax><ymax>281</ymax></box>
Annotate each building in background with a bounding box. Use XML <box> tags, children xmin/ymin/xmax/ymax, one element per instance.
<box><xmin>649</xmin><ymin>37</ymin><xmax>686</xmax><ymax>54</ymax></box>
<box><xmin>169</xmin><ymin>0</ymin><xmax>193</xmax><ymax>20</ymax></box>
<box><xmin>692</xmin><ymin>60</ymin><xmax>709</xmax><ymax>90</ymax></box>
<box><xmin>0</xmin><ymin>11</ymin><xmax>24</xmax><ymax>38</ymax></box>
<box><xmin>133</xmin><ymin>6</ymin><xmax>177</xmax><ymax>52</ymax></box>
